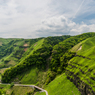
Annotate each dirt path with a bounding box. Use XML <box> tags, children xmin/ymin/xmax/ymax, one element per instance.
<box><xmin>24</xmin><ymin>43</ymin><xmax>28</xmax><ymax>47</ymax></box>
<box><xmin>78</xmin><ymin>46</ymin><xmax>82</xmax><ymax>51</ymax></box>
<box><xmin>0</xmin><ymin>83</ymin><xmax>48</xmax><ymax>95</ymax></box>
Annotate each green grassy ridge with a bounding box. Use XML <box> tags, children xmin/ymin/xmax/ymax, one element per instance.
<box><xmin>66</xmin><ymin>36</ymin><xmax>95</xmax><ymax>94</ymax></box>
<box><xmin>2</xmin><ymin>35</ymin><xmax>70</xmax><ymax>84</ymax></box>
<box><xmin>35</xmin><ymin>73</ymin><xmax>80</xmax><ymax>95</ymax></box>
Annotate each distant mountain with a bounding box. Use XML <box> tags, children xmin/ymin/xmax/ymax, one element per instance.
<box><xmin>0</xmin><ymin>38</ymin><xmax>42</xmax><ymax>68</ymax></box>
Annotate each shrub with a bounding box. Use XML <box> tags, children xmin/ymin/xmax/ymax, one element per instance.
<box><xmin>10</xmin><ymin>82</ymin><xmax>14</xmax><ymax>88</ymax></box>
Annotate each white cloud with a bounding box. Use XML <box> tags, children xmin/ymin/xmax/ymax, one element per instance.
<box><xmin>0</xmin><ymin>0</ymin><xmax>95</xmax><ymax>38</ymax></box>
<box><xmin>37</xmin><ymin>15</ymin><xmax>95</xmax><ymax>37</ymax></box>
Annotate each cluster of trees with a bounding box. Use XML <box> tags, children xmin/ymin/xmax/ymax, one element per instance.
<box><xmin>43</xmin><ymin>35</ymin><xmax>70</xmax><ymax>46</ymax></box>
<box><xmin>12</xmin><ymin>49</ymin><xmax>25</xmax><ymax>59</ymax></box>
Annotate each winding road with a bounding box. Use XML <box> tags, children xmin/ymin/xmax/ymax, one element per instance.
<box><xmin>0</xmin><ymin>83</ymin><xmax>48</xmax><ymax>95</ymax></box>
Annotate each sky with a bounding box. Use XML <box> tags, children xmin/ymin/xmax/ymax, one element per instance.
<box><xmin>0</xmin><ymin>0</ymin><xmax>95</xmax><ymax>38</ymax></box>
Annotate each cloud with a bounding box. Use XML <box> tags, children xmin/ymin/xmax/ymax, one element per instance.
<box><xmin>0</xmin><ymin>0</ymin><xmax>52</xmax><ymax>38</ymax></box>
<box><xmin>36</xmin><ymin>15</ymin><xmax>77</xmax><ymax>36</ymax></box>
<box><xmin>37</xmin><ymin>15</ymin><xmax>95</xmax><ymax>37</ymax></box>
<box><xmin>0</xmin><ymin>0</ymin><xmax>95</xmax><ymax>38</ymax></box>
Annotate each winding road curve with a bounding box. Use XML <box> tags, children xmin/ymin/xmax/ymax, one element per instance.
<box><xmin>0</xmin><ymin>83</ymin><xmax>48</xmax><ymax>95</ymax></box>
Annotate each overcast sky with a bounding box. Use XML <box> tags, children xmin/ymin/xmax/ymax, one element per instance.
<box><xmin>0</xmin><ymin>0</ymin><xmax>95</xmax><ymax>38</ymax></box>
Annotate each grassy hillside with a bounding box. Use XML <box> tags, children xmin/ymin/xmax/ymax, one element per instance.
<box><xmin>46</xmin><ymin>73</ymin><xmax>81</xmax><ymax>95</ymax></box>
<box><xmin>66</xmin><ymin>36</ymin><xmax>95</xmax><ymax>95</ymax></box>
<box><xmin>35</xmin><ymin>73</ymin><xmax>81</xmax><ymax>95</ymax></box>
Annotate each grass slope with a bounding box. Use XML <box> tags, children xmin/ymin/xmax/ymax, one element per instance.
<box><xmin>35</xmin><ymin>73</ymin><xmax>80</xmax><ymax>95</ymax></box>
<box><xmin>20</xmin><ymin>68</ymin><xmax>38</xmax><ymax>84</ymax></box>
<box><xmin>66</xmin><ymin>36</ymin><xmax>95</xmax><ymax>94</ymax></box>
<box><xmin>20</xmin><ymin>68</ymin><xmax>47</xmax><ymax>87</ymax></box>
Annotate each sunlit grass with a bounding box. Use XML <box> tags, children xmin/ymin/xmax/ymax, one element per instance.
<box><xmin>45</xmin><ymin>73</ymin><xmax>80</xmax><ymax>95</ymax></box>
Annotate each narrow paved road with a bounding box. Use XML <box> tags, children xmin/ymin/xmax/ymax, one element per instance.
<box><xmin>0</xmin><ymin>83</ymin><xmax>48</xmax><ymax>95</ymax></box>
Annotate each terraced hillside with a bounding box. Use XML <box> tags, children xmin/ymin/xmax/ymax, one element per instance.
<box><xmin>66</xmin><ymin>36</ymin><xmax>95</xmax><ymax>95</ymax></box>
